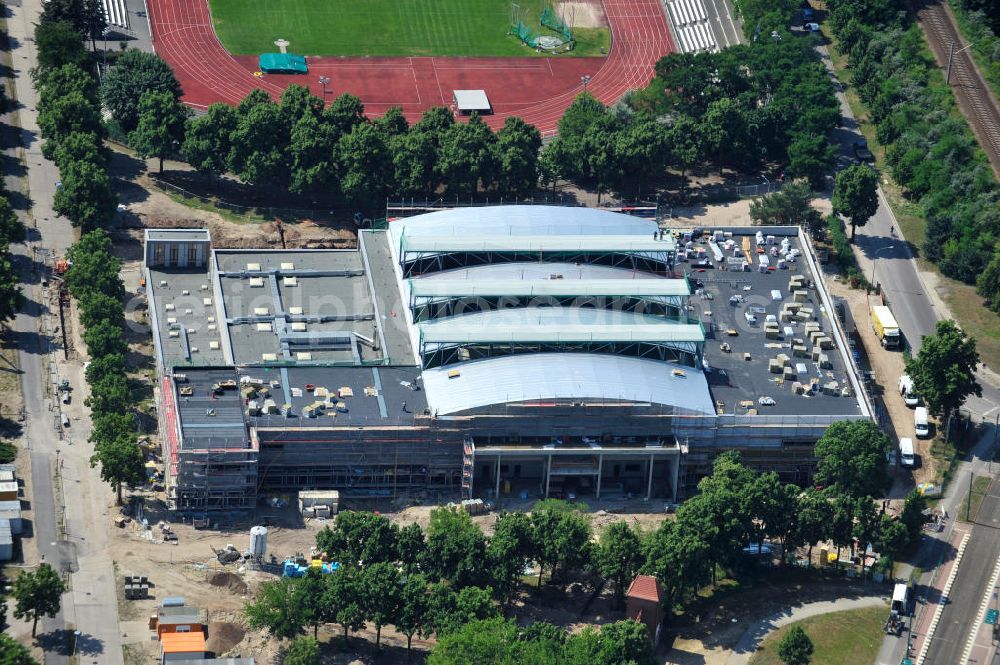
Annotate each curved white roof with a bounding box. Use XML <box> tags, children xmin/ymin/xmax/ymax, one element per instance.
<box><xmin>420</xmin><ymin>263</ymin><xmax>663</xmax><ymax>281</ymax></box>
<box><xmin>421</xmin><ymin>353</ymin><xmax>715</xmax><ymax>415</ymax></box>
<box><xmin>419</xmin><ymin>306</ymin><xmax>678</xmax><ymax>329</ymax></box>
<box><xmin>409</xmin><ymin>279</ymin><xmax>690</xmax><ymax>298</ymax></box>
<box><xmin>388</xmin><ymin>206</ymin><xmax>658</xmax><ymax>243</ymax></box>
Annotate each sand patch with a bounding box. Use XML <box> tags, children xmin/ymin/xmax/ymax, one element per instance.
<box><xmin>557</xmin><ymin>1</ymin><xmax>607</xmax><ymax>28</ymax></box>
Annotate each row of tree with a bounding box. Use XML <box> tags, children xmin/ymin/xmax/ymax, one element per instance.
<box><xmin>33</xmin><ymin>17</ymin><xmax>116</xmax><ymax>231</ymax></box>
<box><xmin>824</xmin><ymin>0</ymin><xmax>1000</xmax><ymax>313</ymax></box>
<box><xmin>64</xmin><ymin>231</ymin><xmax>146</xmax><ymax>503</ymax></box>
<box><xmin>179</xmin><ymin>89</ymin><xmax>543</xmax><ymax>202</ymax></box>
<box><xmin>0</xmin><ymin>183</ymin><xmax>25</xmax><ymax>327</ymax></box>
<box><xmin>251</xmin><ymin>423</ymin><xmax>927</xmax><ymax>661</ymax></box>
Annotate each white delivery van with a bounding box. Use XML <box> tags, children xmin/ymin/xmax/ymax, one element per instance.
<box><xmin>898</xmin><ymin>438</ymin><xmax>915</xmax><ymax>468</ymax></box>
<box><xmin>914</xmin><ymin>407</ymin><xmax>930</xmax><ymax>438</ymax></box>
<box><xmin>898</xmin><ymin>375</ymin><xmax>919</xmax><ymax>407</ymax></box>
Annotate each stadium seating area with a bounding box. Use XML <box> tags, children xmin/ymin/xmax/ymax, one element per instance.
<box><xmin>102</xmin><ymin>0</ymin><xmax>131</xmax><ymax>32</ymax></box>
<box><xmin>665</xmin><ymin>0</ymin><xmax>716</xmax><ymax>53</ymax></box>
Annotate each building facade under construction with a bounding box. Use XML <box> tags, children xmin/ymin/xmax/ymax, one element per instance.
<box><xmin>143</xmin><ymin>208</ymin><xmax>872</xmax><ymax>512</ymax></box>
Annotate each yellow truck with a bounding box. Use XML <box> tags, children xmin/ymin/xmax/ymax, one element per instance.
<box><xmin>870</xmin><ymin>305</ymin><xmax>901</xmax><ymax>349</ymax></box>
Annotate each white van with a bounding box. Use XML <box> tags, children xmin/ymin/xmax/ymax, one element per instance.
<box><xmin>914</xmin><ymin>407</ymin><xmax>930</xmax><ymax>438</ymax></box>
<box><xmin>898</xmin><ymin>438</ymin><xmax>915</xmax><ymax>468</ymax></box>
<box><xmin>898</xmin><ymin>375</ymin><xmax>919</xmax><ymax>407</ymax></box>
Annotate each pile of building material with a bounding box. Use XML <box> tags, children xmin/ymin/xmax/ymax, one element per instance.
<box><xmin>124</xmin><ymin>574</ymin><xmax>150</xmax><ymax>599</ymax></box>
<box><xmin>298</xmin><ymin>490</ymin><xmax>339</xmax><ymax>517</ymax></box>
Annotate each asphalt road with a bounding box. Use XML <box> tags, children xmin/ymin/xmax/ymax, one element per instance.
<box><xmin>922</xmin><ymin>477</ymin><xmax>1000</xmax><ymax>663</ymax></box>
<box><xmin>818</xmin><ymin>44</ymin><xmax>1000</xmax><ymax>421</ymax></box>
<box><xmin>5</xmin><ymin>0</ymin><xmax>125</xmax><ymax>660</ymax></box>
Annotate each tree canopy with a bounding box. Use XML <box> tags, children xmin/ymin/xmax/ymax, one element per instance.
<box><xmin>813</xmin><ymin>420</ymin><xmax>890</xmax><ymax>498</ymax></box>
<box><xmin>832</xmin><ymin>164</ymin><xmax>879</xmax><ymax>241</ymax></box>
<box><xmin>13</xmin><ymin>564</ymin><xmax>65</xmax><ymax>637</ymax></box>
<box><xmin>905</xmin><ymin>320</ymin><xmax>981</xmax><ymax>418</ymax></box>
<box><xmin>101</xmin><ymin>50</ymin><xmax>182</xmax><ymax>131</ymax></box>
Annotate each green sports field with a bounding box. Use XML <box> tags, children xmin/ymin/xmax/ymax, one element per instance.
<box><xmin>208</xmin><ymin>0</ymin><xmax>610</xmax><ymax>57</ymax></box>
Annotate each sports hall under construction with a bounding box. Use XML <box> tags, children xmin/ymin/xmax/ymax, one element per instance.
<box><xmin>143</xmin><ymin>206</ymin><xmax>873</xmax><ymax>512</ymax></box>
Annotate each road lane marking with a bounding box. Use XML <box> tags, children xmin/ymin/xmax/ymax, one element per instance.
<box><xmin>960</xmin><ymin>548</ymin><xmax>1000</xmax><ymax>664</ymax></box>
<box><xmin>917</xmin><ymin>532</ymin><xmax>970</xmax><ymax>665</ymax></box>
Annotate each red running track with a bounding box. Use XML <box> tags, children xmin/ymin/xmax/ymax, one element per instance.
<box><xmin>146</xmin><ymin>0</ymin><xmax>675</xmax><ymax>133</ymax></box>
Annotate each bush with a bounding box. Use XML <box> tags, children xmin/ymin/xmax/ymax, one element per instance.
<box><xmin>0</xmin><ymin>441</ymin><xmax>15</xmax><ymax>464</ymax></box>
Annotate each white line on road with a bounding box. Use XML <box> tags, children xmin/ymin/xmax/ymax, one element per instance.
<box><xmin>960</xmin><ymin>549</ymin><xmax>1000</xmax><ymax>664</ymax></box>
<box><xmin>917</xmin><ymin>532</ymin><xmax>970</xmax><ymax>665</ymax></box>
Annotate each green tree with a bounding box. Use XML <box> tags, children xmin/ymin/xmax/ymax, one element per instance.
<box><xmin>13</xmin><ymin>564</ymin><xmax>65</xmax><ymax>637</ymax></box>
<box><xmin>852</xmin><ymin>497</ymin><xmax>879</xmax><ymax>573</ymax></box>
<box><xmin>905</xmin><ymin>320</ymin><xmax>981</xmax><ymax>420</ymax></box>
<box><xmin>595</xmin><ymin>619</ymin><xmax>654</xmax><ymax>665</ymax></box>
<box><xmin>749</xmin><ymin>182</ymin><xmax>823</xmax><ymax>233</ymax></box>
<box><xmin>316</xmin><ymin>511</ymin><xmax>399</xmax><ymax>566</ymax></box>
<box><xmin>395</xmin><ymin>573</ymin><xmax>429</xmax><ymax>657</ymax></box>
<box><xmin>244</xmin><ymin>577</ymin><xmax>306</xmax><ymax>640</ymax></box>
<box><xmin>53</xmin><ymin>159</ymin><xmax>117</xmax><ymax>230</ymax></box>
<box><xmin>323</xmin><ymin>93</ymin><xmax>366</xmax><ymax>135</ymax></box>
<box><xmin>486</xmin><ymin>511</ymin><xmax>534</xmax><ymax>605</ymax></box>
<box><xmin>900</xmin><ymin>490</ymin><xmax>927</xmax><ymax>543</ymax></box>
<box><xmin>421</xmin><ymin>506</ymin><xmax>486</xmax><ymax>588</ymax></box>
<box><xmin>101</xmin><ymin>50</ymin><xmax>182</xmax><ymax>131</ymax></box>
<box><xmin>89</xmin><ymin>435</ymin><xmax>144</xmax><ymax>504</ymax></box>
<box><xmin>814</xmin><ymin>420</ymin><xmax>890</xmax><ymax>498</ymax></box>
<box><xmin>89</xmin><ymin>410</ymin><xmax>135</xmax><ymax>448</ymax></box>
<box><xmin>183</xmin><ymin>103</ymin><xmax>237</xmax><ymax>176</ymax></box>
<box><xmin>84</xmin><ymin>352</ymin><xmax>126</xmax><ymax>385</ymax></box>
<box><xmin>829</xmin><ymin>494</ymin><xmax>856</xmax><ymax>561</ymax></box>
<box><xmin>777</xmin><ymin>625</ymin><xmax>813</xmax><ymax>665</ymax></box>
<box><xmin>288</xmin><ymin>113</ymin><xmax>337</xmax><ymax>194</ymax></box>
<box><xmin>597</xmin><ymin>520</ymin><xmax>642</xmax><ymax>607</ymax></box>
<box><xmin>0</xmin><ymin>199</ymin><xmax>24</xmax><ymax>246</ymax></box>
<box><xmin>976</xmin><ymin>251</ymin><xmax>1000</xmax><ymax>312</ymax></box>
<box><xmin>424</xmin><ymin>583</ymin><xmax>497</xmax><ymax>637</ymax></box>
<box><xmin>795</xmin><ymin>488</ymin><xmax>833</xmax><ymax>565</ymax></box>
<box><xmin>749</xmin><ymin>472</ymin><xmax>801</xmax><ymax>561</ymax></box>
<box><xmin>531</xmin><ymin>503</ymin><xmax>592</xmax><ymax>585</ymax></box>
<box><xmin>295</xmin><ymin>570</ymin><xmax>330</xmax><ymax>639</ymax></box>
<box><xmin>0</xmin><ymin>248</ymin><xmax>24</xmax><ymax>327</ymax></box>
<box><xmin>333</xmin><ymin>570</ymin><xmax>366</xmax><ymax>646</ymax></box>
<box><xmin>436</xmin><ymin>114</ymin><xmax>497</xmax><ymax>197</ymax></box>
<box><xmin>66</xmin><ymin>231</ymin><xmax>124</xmax><ymax>301</ymax></box>
<box><xmin>77</xmin><ymin>291</ymin><xmax>124</xmax><ymax>330</ymax></box>
<box><xmin>38</xmin><ymin>90</ymin><xmax>103</xmax><ymax>146</ymax></box>
<box><xmin>878</xmin><ymin>515</ymin><xmax>910</xmax><ymax>566</ymax></box>
<box><xmin>427</xmin><ymin>617</ymin><xmax>519</xmax><ymax>665</ymax></box>
<box><xmin>227</xmin><ymin>99</ymin><xmax>290</xmax><ymax>187</ymax></box>
<box><xmin>787</xmin><ymin>133</ymin><xmax>837</xmax><ymax>189</ymax></box>
<box><xmin>390</xmin><ymin>130</ymin><xmax>437</xmax><ymax>196</ymax></box>
<box><xmin>493</xmin><ymin>116</ymin><xmax>541</xmax><ymax>198</ymax></box>
<box><xmin>81</xmin><ymin>319</ymin><xmax>128</xmax><ymax>358</ymax></box>
<box><xmin>0</xmin><ymin>633</ymin><xmax>39</xmax><ymax>664</ymax></box>
<box><xmin>282</xmin><ymin>636</ymin><xmax>319</xmax><ymax>665</ymax></box>
<box><xmin>397</xmin><ymin>522</ymin><xmax>425</xmax><ymax>573</ymax></box>
<box><xmin>129</xmin><ymin>90</ymin><xmax>189</xmax><ymax>173</ymax></box>
<box><xmin>51</xmin><ymin>132</ymin><xmax>106</xmax><ymax>174</ymax></box>
<box><xmin>33</xmin><ymin>21</ymin><xmax>88</xmax><ymax>71</ymax></box>
<box><xmin>642</xmin><ymin>518</ymin><xmax>710</xmax><ymax>608</ymax></box>
<box><xmin>84</xmin><ymin>373</ymin><xmax>130</xmax><ymax>416</ymax></box>
<box><xmin>832</xmin><ymin>164</ymin><xmax>879</xmax><ymax>241</ymax></box>
<box><xmin>337</xmin><ymin>122</ymin><xmax>392</xmax><ymax>204</ymax></box>
<box><xmin>361</xmin><ymin>561</ymin><xmax>400</xmax><ymax>649</ymax></box>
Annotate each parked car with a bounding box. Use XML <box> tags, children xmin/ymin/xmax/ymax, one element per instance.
<box><xmin>853</xmin><ymin>139</ymin><xmax>874</xmax><ymax>163</ymax></box>
<box><xmin>804</xmin><ymin>22</ymin><xmax>820</xmax><ymax>32</ymax></box>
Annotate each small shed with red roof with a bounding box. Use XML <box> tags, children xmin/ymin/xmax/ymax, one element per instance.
<box><xmin>625</xmin><ymin>574</ymin><xmax>664</xmax><ymax>645</ymax></box>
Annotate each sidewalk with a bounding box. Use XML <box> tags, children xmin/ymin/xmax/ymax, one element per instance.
<box><xmin>725</xmin><ymin>596</ymin><xmax>888</xmax><ymax>665</ymax></box>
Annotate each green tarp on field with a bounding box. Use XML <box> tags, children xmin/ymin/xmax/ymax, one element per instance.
<box><xmin>258</xmin><ymin>53</ymin><xmax>308</xmax><ymax>74</ymax></box>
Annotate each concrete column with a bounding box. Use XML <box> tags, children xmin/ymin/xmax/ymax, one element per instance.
<box><xmin>596</xmin><ymin>455</ymin><xmax>603</xmax><ymax>500</ymax></box>
<box><xmin>495</xmin><ymin>460</ymin><xmax>501</xmax><ymax>499</ymax></box>
<box><xmin>545</xmin><ymin>455</ymin><xmax>552</xmax><ymax>498</ymax></box>
<box><xmin>646</xmin><ymin>454</ymin><xmax>654</xmax><ymax>501</ymax></box>
<box><xmin>671</xmin><ymin>455</ymin><xmax>680</xmax><ymax>503</ymax></box>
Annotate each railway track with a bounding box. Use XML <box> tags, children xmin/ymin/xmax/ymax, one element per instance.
<box><xmin>913</xmin><ymin>0</ymin><xmax>1000</xmax><ymax>177</ymax></box>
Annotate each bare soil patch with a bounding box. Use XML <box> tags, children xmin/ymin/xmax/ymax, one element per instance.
<box><xmin>209</xmin><ymin>570</ymin><xmax>250</xmax><ymax>595</ymax></box>
<box><xmin>557</xmin><ymin>1</ymin><xmax>607</xmax><ymax>28</ymax></box>
<box><xmin>206</xmin><ymin>621</ymin><xmax>246</xmax><ymax>655</ymax></box>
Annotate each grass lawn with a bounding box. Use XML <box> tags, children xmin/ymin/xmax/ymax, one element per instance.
<box><xmin>748</xmin><ymin>605</ymin><xmax>887</xmax><ymax>665</ymax></box>
<box><xmin>960</xmin><ymin>474</ymin><xmax>993</xmax><ymax>522</ymax></box>
<box><xmin>209</xmin><ymin>0</ymin><xmax>610</xmax><ymax>57</ymax></box>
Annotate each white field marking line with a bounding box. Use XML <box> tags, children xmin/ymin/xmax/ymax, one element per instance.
<box><xmin>917</xmin><ymin>532</ymin><xmax>970</xmax><ymax>665</ymax></box>
<box><xmin>960</xmin><ymin>549</ymin><xmax>1000</xmax><ymax>664</ymax></box>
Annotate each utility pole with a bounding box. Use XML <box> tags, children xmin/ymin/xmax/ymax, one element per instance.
<box><xmin>967</xmin><ymin>471</ymin><xmax>974</xmax><ymax>522</ymax></box>
<box><xmin>946</xmin><ymin>42</ymin><xmax>973</xmax><ymax>85</ymax></box>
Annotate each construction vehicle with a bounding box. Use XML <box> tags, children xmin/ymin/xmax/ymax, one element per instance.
<box><xmin>870</xmin><ymin>305</ymin><xmax>901</xmax><ymax>349</ymax></box>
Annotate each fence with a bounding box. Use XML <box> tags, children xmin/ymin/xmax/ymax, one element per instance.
<box><xmin>148</xmin><ymin>176</ymin><xmax>338</xmax><ymax>222</ymax></box>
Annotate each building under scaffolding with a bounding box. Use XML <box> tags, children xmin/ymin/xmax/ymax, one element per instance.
<box><xmin>144</xmin><ymin>208</ymin><xmax>872</xmax><ymax>512</ymax></box>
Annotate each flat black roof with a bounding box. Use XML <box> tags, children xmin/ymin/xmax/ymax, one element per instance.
<box><xmin>174</xmin><ymin>368</ymin><xmax>248</xmax><ymax>450</ymax></box>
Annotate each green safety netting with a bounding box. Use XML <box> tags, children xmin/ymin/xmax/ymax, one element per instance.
<box><xmin>540</xmin><ymin>7</ymin><xmax>573</xmax><ymax>41</ymax></box>
<box><xmin>258</xmin><ymin>53</ymin><xmax>308</xmax><ymax>74</ymax></box>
